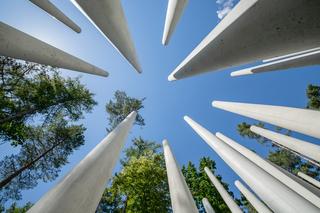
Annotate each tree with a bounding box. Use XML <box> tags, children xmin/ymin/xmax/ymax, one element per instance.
<box><xmin>182</xmin><ymin>157</ymin><xmax>234</xmax><ymax>213</ymax></box>
<box><xmin>4</xmin><ymin>202</ymin><xmax>32</xmax><ymax>213</ymax></box>
<box><xmin>105</xmin><ymin>91</ymin><xmax>145</xmax><ymax>132</ymax></box>
<box><xmin>0</xmin><ymin>115</ymin><xmax>85</xmax><ymax>204</ymax></box>
<box><xmin>307</xmin><ymin>84</ymin><xmax>320</xmax><ymax>110</ymax></box>
<box><xmin>0</xmin><ymin>56</ymin><xmax>96</xmax><ymax>145</ymax></box>
<box><xmin>96</xmin><ymin>138</ymin><xmax>170</xmax><ymax>213</ymax></box>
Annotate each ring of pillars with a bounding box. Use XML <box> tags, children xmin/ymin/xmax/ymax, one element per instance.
<box><xmin>0</xmin><ymin>0</ymin><xmax>318</xmax><ymax>212</ymax></box>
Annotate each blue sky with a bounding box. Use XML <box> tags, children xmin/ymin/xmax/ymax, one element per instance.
<box><xmin>1</xmin><ymin>0</ymin><xmax>320</xmax><ymax>207</ymax></box>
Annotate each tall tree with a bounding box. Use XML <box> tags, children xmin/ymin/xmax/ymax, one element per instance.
<box><xmin>4</xmin><ymin>202</ymin><xmax>32</xmax><ymax>213</ymax></box>
<box><xmin>0</xmin><ymin>56</ymin><xmax>96</xmax><ymax>145</ymax></box>
<box><xmin>306</xmin><ymin>84</ymin><xmax>320</xmax><ymax>110</ymax></box>
<box><xmin>96</xmin><ymin>138</ymin><xmax>170</xmax><ymax>213</ymax></box>
<box><xmin>182</xmin><ymin>157</ymin><xmax>234</xmax><ymax>213</ymax></box>
<box><xmin>105</xmin><ymin>90</ymin><xmax>145</xmax><ymax>132</ymax></box>
<box><xmin>0</xmin><ymin>115</ymin><xmax>85</xmax><ymax>204</ymax></box>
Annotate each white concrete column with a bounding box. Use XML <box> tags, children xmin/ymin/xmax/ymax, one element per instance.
<box><xmin>216</xmin><ymin>132</ymin><xmax>320</xmax><ymax>208</ymax></box>
<box><xmin>204</xmin><ymin>168</ymin><xmax>242</xmax><ymax>213</ymax></box>
<box><xmin>298</xmin><ymin>172</ymin><xmax>320</xmax><ymax>189</ymax></box>
<box><xmin>168</xmin><ymin>0</ymin><xmax>320</xmax><ymax>81</ymax></box>
<box><xmin>27</xmin><ymin>112</ymin><xmax>137</xmax><ymax>213</ymax></box>
<box><xmin>231</xmin><ymin>50</ymin><xmax>320</xmax><ymax>77</ymax></box>
<box><xmin>250</xmin><ymin>125</ymin><xmax>320</xmax><ymax>163</ymax></box>
<box><xmin>162</xmin><ymin>0</ymin><xmax>188</xmax><ymax>45</ymax></box>
<box><xmin>29</xmin><ymin>0</ymin><xmax>81</xmax><ymax>33</ymax></box>
<box><xmin>163</xmin><ymin>139</ymin><xmax>198</xmax><ymax>213</ymax></box>
<box><xmin>235</xmin><ymin>180</ymin><xmax>272</xmax><ymax>213</ymax></box>
<box><xmin>184</xmin><ymin>116</ymin><xmax>319</xmax><ymax>212</ymax></box>
<box><xmin>212</xmin><ymin>101</ymin><xmax>320</xmax><ymax>139</ymax></box>
<box><xmin>202</xmin><ymin>198</ymin><xmax>215</xmax><ymax>213</ymax></box>
<box><xmin>0</xmin><ymin>22</ymin><xmax>108</xmax><ymax>77</ymax></box>
<box><xmin>71</xmin><ymin>0</ymin><xmax>142</xmax><ymax>73</ymax></box>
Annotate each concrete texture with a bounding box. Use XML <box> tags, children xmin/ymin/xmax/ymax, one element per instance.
<box><xmin>29</xmin><ymin>0</ymin><xmax>81</xmax><ymax>33</ymax></box>
<box><xmin>72</xmin><ymin>0</ymin><xmax>142</xmax><ymax>73</ymax></box>
<box><xmin>216</xmin><ymin>132</ymin><xmax>320</xmax><ymax>208</ymax></box>
<box><xmin>231</xmin><ymin>49</ymin><xmax>320</xmax><ymax>76</ymax></box>
<box><xmin>168</xmin><ymin>0</ymin><xmax>320</xmax><ymax>81</ymax></box>
<box><xmin>163</xmin><ymin>139</ymin><xmax>198</xmax><ymax>213</ymax></box>
<box><xmin>235</xmin><ymin>180</ymin><xmax>272</xmax><ymax>213</ymax></box>
<box><xmin>162</xmin><ymin>0</ymin><xmax>188</xmax><ymax>45</ymax></box>
<box><xmin>212</xmin><ymin>101</ymin><xmax>320</xmax><ymax>139</ymax></box>
<box><xmin>205</xmin><ymin>168</ymin><xmax>242</xmax><ymax>213</ymax></box>
<box><xmin>27</xmin><ymin>112</ymin><xmax>137</xmax><ymax>213</ymax></box>
<box><xmin>0</xmin><ymin>22</ymin><xmax>108</xmax><ymax>77</ymax></box>
<box><xmin>250</xmin><ymin>125</ymin><xmax>320</xmax><ymax>163</ymax></box>
<box><xmin>298</xmin><ymin>172</ymin><xmax>320</xmax><ymax>189</ymax></box>
<box><xmin>184</xmin><ymin>116</ymin><xmax>319</xmax><ymax>212</ymax></box>
<box><xmin>202</xmin><ymin>198</ymin><xmax>215</xmax><ymax>213</ymax></box>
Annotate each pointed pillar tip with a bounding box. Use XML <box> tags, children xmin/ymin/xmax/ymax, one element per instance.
<box><xmin>168</xmin><ymin>73</ymin><xmax>177</xmax><ymax>81</ymax></box>
<box><xmin>162</xmin><ymin>139</ymin><xmax>169</xmax><ymax>146</ymax></box>
<box><xmin>231</xmin><ymin>68</ymin><xmax>253</xmax><ymax>77</ymax></box>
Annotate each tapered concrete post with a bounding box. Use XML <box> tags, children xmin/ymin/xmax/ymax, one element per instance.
<box><xmin>184</xmin><ymin>116</ymin><xmax>319</xmax><ymax>212</ymax></box>
<box><xmin>212</xmin><ymin>101</ymin><xmax>320</xmax><ymax>139</ymax></box>
<box><xmin>163</xmin><ymin>139</ymin><xmax>198</xmax><ymax>213</ymax></box>
<box><xmin>72</xmin><ymin>0</ymin><xmax>142</xmax><ymax>73</ymax></box>
<box><xmin>231</xmin><ymin>50</ymin><xmax>320</xmax><ymax>77</ymax></box>
<box><xmin>162</xmin><ymin>0</ymin><xmax>188</xmax><ymax>45</ymax></box>
<box><xmin>250</xmin><ymin>126</ymin><xmax>320</xmax><ymax>163</ymax></box>
<box><xmin>28</xmin><ymin>112</ymin><xmax>137</xmax><ymax>213</ymax></box>
<box><xmin>202</xmin><ymin>198</ymin><xmax>215</xmax><ymax>213</ymax></box>
<box><xmin>216</xmin><ymin>132</ymin><xmax>320</xmax><ymax>208</ymax></box>
<box><xmin>298</xmin><ymin>172</ymin><xmax>320</xmax><ymax>189</ymax></box>
<box><xmin>235</xmin><ymin>180</ymin><xmax>272</xmax><ymax>213</ymax></box>
<box><xmin>168</xmin><ymin>0</ymin><xmax>320</xmax><ymax>81</ymax></box>
<box><xmin>204</xmin><ymin>168</ymin><xmax>242</xmax><ymax>213</ymax></box>
<box><xmin>29</xmin><ymin>0</ymin><xmax>81</xmax><ymax>33</ymax></box>
<box><xmin>0</xmin><ymin>22</ymin><xmax>108</xmax><ymax>77</ymax></box>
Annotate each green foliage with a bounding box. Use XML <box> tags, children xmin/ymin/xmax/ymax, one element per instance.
<box><xmin>105</xmin><ymin>90</ymin><xmax>145</xmax><ymax>132</ymax></box>
<box><xmin>182</xmin><ymin>157</ymin><xmax>232</xmax><ymax>213</ymax></box>
<box><xmin>0</xmin><ymin>115</ymin><xmax>85</xmax><ymax>204</ymax></box>
<box><xmin>4</xmin><ymin>202</ymin><xmax>32</xmax><ymax>213</ymax></box>
<box><xmin>0</xmin><ymin>56</ymin><xmax>96</xmax><ymax>145</ymax></box>
<box><xmin>307</xmin><ymin>84</ymin><xmax>320</xmax><ymax>110</ymax></box>
<box><xmin>97</xmin><ymin>138</ymin><xmax>170</xmax><ymax>213</ymax></box>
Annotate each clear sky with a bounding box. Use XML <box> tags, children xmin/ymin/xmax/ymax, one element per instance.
<box><xmin>1</xmin><ymin>0</ymin><xmax>320</xmax><ymax>207</ymax></box>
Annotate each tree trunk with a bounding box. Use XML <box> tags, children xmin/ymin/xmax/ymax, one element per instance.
<box><xmin>0</xmin><ymin>141</ymin><xmax>62</xmax><ymax>188</ymax></box>
<box><xmin>0</xmin><ymin>107</ymin><xmax>38</xmax><ymax>124</ymax></box>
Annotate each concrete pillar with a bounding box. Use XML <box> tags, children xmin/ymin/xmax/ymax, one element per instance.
<box><xmin>29</xmin><ymin>0</ymin><xmax>81</xmax><ymax>33</ymax></box>
<box><xmin>263</xmin><ymin>47</ymin><xmax>320</xmax><ymax>63</ymax></box>
<box><xmin>0</xmin><ymin>22</ymin><xmax>108</xmax><ymax>77</ymax></box>
<box><xmin>235</xmin><ymin>180</ymin><xmax>272</xmax><ymax>213</ymax></box>
<box><xmin>212</xmin><ymin>101</ymin><xmax>320</xmax><ymax>139</ymax></box>
<box><xmin>250</xmin><ymin>125</ymin><xmax>320</xmax><ymax>163</ymax></box>
<box><xmin>298</xmin><ymin>172</ymin><xmax>320</xmax><ymax>189</ymax></box>
<box><xmin>184</xmin><ymin>116</ymin><xmax>319</xmax><ymax>212</ymax></box>
<box><xmin>162</xmin><ymin>0</ymin><xmax>188</xmax><ymax>45</ymax></box>
<box><xmin>163</xmin><ymin>139</ymin><xmax>198</xmax><ymax>213</ymax></box>
<box><xmin>231</xmin><ymin>49</ymin><xmax>320</xmax><ymax>77</ymax></box>
<box><xmin>71</xmin><ymin>0</ymin><xmax>142</xmax><ymax>73</ymax></box>
<box><xmin>204</xmin><ymin>168</ymin><xmax>242</xmax><ymax>213</ymax></box>
<box><xmin>27</xmin><ymin>112</ymin><xmax>137</xmax><ymax>213</ymax></box>
<box><xmin>202</xmin><ymin>198</ymin><xmax>215</xmax><ymax>213</ymax></box>
<box><xmin>168</xmin><ymin>0</ymin><xmax>320</xmax><ymax>81</ymax></box>
<box><xmin>216</xmin><ymin>132</ymin><xmax>320</xmax><ymax>208</ymax></box>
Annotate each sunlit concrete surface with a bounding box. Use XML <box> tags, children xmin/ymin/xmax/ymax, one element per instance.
<box><xmin>72</xmin><ymin>0</ymin><xmax>142</xmax><ymax>73</ymax></box>
<box><xmin>202</xmin><ymin>198</ymin><xmax>215</xmax><ymax>213</ymax></box>
<box><xmin>163</xmin><ymin>139</ymin><xmax>198</xmax><ymax>213</ymax></box>
<box><xmin>213</xmin><ymin>101</ymin><xmax>320</xmax><ymax>139</ymax></box>
<box><xmin>235</xmin><ymin>180</ymin><xmax>272</xmax><ymax>213</ymax></box>
<box><xmin>231</xmin><ymin>50</ymin><xmax>320</xmax><ymax>77</ymax></box>
<box><xmin>168</xmin><ymin>0</ymin><xmax>320</xmax><ymax>81</ymax></box>
<box><xmin>184</xmin><ymin>116</ymin><xmax>319</xmax><ymax>212</ymax></box>
<box><xmin>0</xmin><ymin>22</ymin><xmax>108</xmax><ymax>77</ymax></box>
<box><xmin>29</xmin><ymin>0</ymin><xmax>81</xmax><ymax>33</ymax></box>
<box><xmin>27</xmin><ymin>112</ymin><xmax>137</xmax><ymax>213</ymax></box>
<box><xmin>205</xmin><ymin>168</ymin><xmax>242</xmax><ymax>213</ymax></box>
<box><xmin>162</xmin><ymin>0</ymin><xmax>188</xmax><ymax>45</ymax></box>
<box><xmin>298</xmin><ymin>172</ymin><xmax>320</xmax><ymax>189</ymax></box>
<box><xmin>216</xmin><ymin>132</ymin><xmax>320</xmax><ymax>208</ymax></box>
<box><xmin>250</xmin><ymin>126</ymin><xmax>320</xmax><ymax>164</ymax></box>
